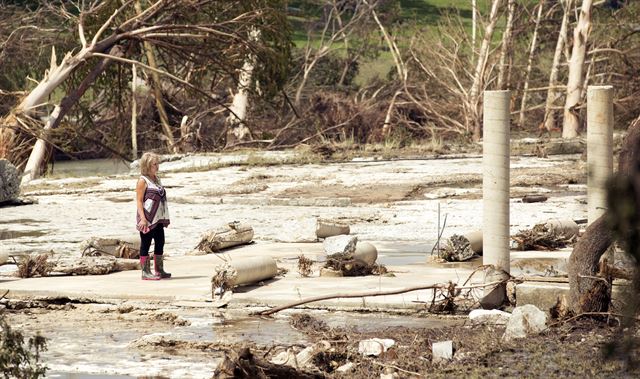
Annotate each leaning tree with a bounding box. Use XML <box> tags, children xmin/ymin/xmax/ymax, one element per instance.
<box><xmin>0</xmin><ymin>0</ymin><xmax>291</xmax><ymax>183</ymax></box>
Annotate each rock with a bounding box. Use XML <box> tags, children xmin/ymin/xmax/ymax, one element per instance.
<box><xmin>0</xmin><ymin>159</ymin><xmax>20</xmax><ymax>203</ymax></box>
<box><xmin>353</xmin><ymin>242</ymin><xmax>378</xmax><ymax>265</ymax></box>
<box><xmin>336</xmin><ymin>362</ymin><xmax>354</xmax><ymax>373</ymax></box>
<box><xmin>316</xmin><ymin>219</ymin><xmax>350</xmax><ymax>238</ymax></box>
<box><xmin>358</xmin><ymin>338</ymin><xmax>394</xmax><ymax>356</ymax></box>
<box><xmin>432</xmin><ymin>340</ymin><xmax>454</xmax><ymax>363</ymax></box>
<box><xmin>503</xmin><ymin>304</ymin><xmax>548</xmax><ymax>341</ymax></box>
<box><xmin>323</xmin><ymin>235</ymin><xmax>357</xmax><ymax>255</ymax></box>
<box><xmin>469</xmin><ymin>309</ymin><xmax>511</xmax><ymax>325</ymax></box>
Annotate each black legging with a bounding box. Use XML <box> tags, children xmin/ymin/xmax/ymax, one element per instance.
<box><xmin>139</xmin><ymin>224</ymin><xmax>165</xmax><ymax>257</ymax></box>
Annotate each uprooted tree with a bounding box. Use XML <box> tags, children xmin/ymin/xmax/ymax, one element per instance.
<box><xmin>0</xmin><ymin>0</ymin><xmax>291</xmax><ymax>183</ymax></box>
<box><xmin>568</xmin><ymin>113</ymin><xmax>640</xmax><ymax>314</ymax></box>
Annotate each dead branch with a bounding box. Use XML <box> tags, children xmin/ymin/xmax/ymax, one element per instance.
<box><xmin>255</xmin><ymin>279</ymin><xmax>506</xmax><ymax>316</ymax></box>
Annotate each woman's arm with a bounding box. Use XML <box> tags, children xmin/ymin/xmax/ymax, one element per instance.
<box><xmin>136</xmin><ymin>178</ymin><xmax>150</xmax><ymax>233</ymax></box>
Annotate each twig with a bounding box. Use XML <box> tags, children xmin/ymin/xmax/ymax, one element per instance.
<box><xmin>549</xmin><ymin>311</ymin><xmax>640</xmax><ymax>327</ymax></box>
<box><xmin>0</xmin><ymin>290</ymin><xmax>8</xmax><ymax>301</ymax></box>
<box><xmin>254</xmin><ymin>280</ymin><xmax>506</xmax><ymax>316</ymax></box>
<box><xmin>372</xmin><ymin>361</ymin><xmax>422</xmax><ymax>376</ymax></box>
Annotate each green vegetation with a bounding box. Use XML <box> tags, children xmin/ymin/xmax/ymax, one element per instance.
<box><xmin>0</xmin><ymin>313</ymin><xmax>47</xmax><ymax>378</ymax></box>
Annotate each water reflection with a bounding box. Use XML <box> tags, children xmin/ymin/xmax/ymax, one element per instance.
<box><xmin>48</xmin><ymin>159</ymin><xmax>130</xmax><ymax>178</ymax></box>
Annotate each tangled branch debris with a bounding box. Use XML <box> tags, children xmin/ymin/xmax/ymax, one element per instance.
<box><xmin>297</xmin><ymin>255</ymin><xmax>313</xmax><ymax>277</ymax></box>
<box><xmin>17</xmin><ymin>253</ymin><xmax>52</xmax><ymax>278</ymax></box>
<box><xmin>324</xmin><ymin>252</ymin><xmax>387</xmax><ymax>276</ymax></box>
<box><xmin>512</xmin><ymin>223</ymin><xmax>576</xmax><ymax>251</ymax></box>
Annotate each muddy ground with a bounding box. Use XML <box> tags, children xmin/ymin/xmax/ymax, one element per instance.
<box><xmin>1</xmin><ymin>141</ymin><xmax>637</xmax><ymax>378</ymax></box>
<box><xmin>5</xmin><ymin>299</ymin><xmax>639</xmax><ymax>378</ymax></box>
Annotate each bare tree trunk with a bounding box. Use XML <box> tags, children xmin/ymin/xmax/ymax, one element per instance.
<box><xmin>225</xmin><ymin>27</ymin><xmax>260</xmax><ymax>147</ymax></box>
<box><xmin>469</xmin><ymin>0</ymin><xmax>503</xmax><ymax>141</ymax></box>
<box><xmin>518</xmin><ymin>0</ymin><xmax>545</xmax><ymax>128</ymax></box>
<box><xmin>131</xmin><ymin>63</ymin><xmax>138</xmax><ymax>160</ymax></box>
<box><xmin>472</xmin><ymin>0</ymin><xmax>478</xmax><ymax>59</ymax></box>
<box><xmin>568</xmin><ymin>115</ymin><xmax>640</xmax><ymax>313</ymax></box>
<box><xmin>367</xmin><ymin>1</ymin><xmax>405</xmax><ymax>82</ymax></box>
<box><xmin>544</xmin><ymin>0</ymin><xmax>572</xmax><ymax>132</ymax></box>
<box><xmin>21</xmin><ymin>45</ymin><xmax>124</xmax><ymax>185</ymax></box>
<box><xmin>134</xmin><ymin>1</ymin><xmax>176</xmax><ymax>153</ymax></box>
<box><xmin>562</xmin><ymin>0</ymin><xmax>593</xmax><ymax>138</ymax></box>
<box><xmin>497</xmin><ymin>0</ymin><xmax>516</xmax><ymax>90</ymax></box>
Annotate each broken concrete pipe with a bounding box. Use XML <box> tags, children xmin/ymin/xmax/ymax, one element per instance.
<box><xmin>544</xmin><ymin>218</ymin><xmax>579</xmax><ymax>239</ymax></box>
<box><xmin>482</xmin><ymin>90</ymin><xmax>511</xmax><ymax>308</ymax></box>
<box><xmin>219</xmin><ymin>256</ymin><xmax>278</xmax><ymax>288</ymax></box>
<box><xmin>464</xmin><ymin>230</ymin><xmax>483</xmax><ymax>255</ymax></box>
<box><xmin>192</xmin><ymin>222</ymin><xmax>254</xmax><ymax>255</ymax></box>
<box><xmin>353</xmin><ymin>241</ymin><xmax>378</xmax><ymax>265</ymax></box>
<box><xmin>315</xmin><ymin>219</ymin><xmax>350</xmax><ymax>239</ymax></box>
<box><xmin>586</xmin><ymin>85</ymin><xmax>613</xmax><ymax>225</ymax></box>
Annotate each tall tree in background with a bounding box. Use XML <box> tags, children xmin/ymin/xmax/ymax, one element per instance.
<box><xmin>543</xmin><ymin>0</ymin><xmax>573</xmax><ymax>133</ymax></box>
<box><xmin>562</xmin><ymin>0</ymin><xmax>593</xmax><ymax>138</ymax></box>
<box><xmin>0</xmin><ymin>0</ymin><xmax>291</xmax><ymax>183</ymax></box>
<box><xmin>469</xmin><ymin>0</ymin><xmax>502</xmax><ymax>140</ymax></box>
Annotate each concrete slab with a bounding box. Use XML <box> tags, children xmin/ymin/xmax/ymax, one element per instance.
<box><xmin>0</xmin><ymin>240</ymin><xmax>584</xmax><ymax>312</ymax></box>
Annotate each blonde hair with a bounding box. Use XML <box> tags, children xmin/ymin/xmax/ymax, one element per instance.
<box><xmin>140</xmin><ymin>152</ymin><xmax>160</xmax><ymax>177</ymax></box>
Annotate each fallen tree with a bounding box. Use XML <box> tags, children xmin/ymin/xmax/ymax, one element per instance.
<box><xmin>0</xmin><ymin>0</ymin><xmax>291</xmax><ymax>180</ymax></box>
<box><xmin>568</xmin><ymin>114</ymin><xmax>640</xmax><ymax>313</ymax></box>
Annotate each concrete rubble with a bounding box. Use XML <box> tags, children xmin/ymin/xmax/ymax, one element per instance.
<box><xmin>432</xmin><ymin>340</ymin><xmax>454</xmax><ymax>363</ymax></box>
<box><xmin>469</xmin><ymin>309</ymin><xmax>512</xmax><ymax>325</ymax></box>
<box><xmin>358</xmin><ymin>338</ymin><xmax>395</xmax><ymax>356</ymax></box>
<box><xmin>503</xmin><ymin>304</ymin><xmax>549</xmax><ymax>341</ymax></box>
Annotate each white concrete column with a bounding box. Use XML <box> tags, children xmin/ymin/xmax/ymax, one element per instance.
<box><xmin>587</xmin><ymin>85</ymin><xmax>614</xmax><ymax>225</ymax></box>
<box><xmin>483</xmin><ymin>90</ymin><xmax>511</xmax><ymax>277</ymax></box>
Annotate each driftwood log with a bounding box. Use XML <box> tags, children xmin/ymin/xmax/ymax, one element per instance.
<box><xmin>568</xmin><ymin>115</ymin><xmax>640</xmax><ymax>313</ymax></box>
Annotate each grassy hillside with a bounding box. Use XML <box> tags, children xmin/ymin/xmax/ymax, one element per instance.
<box><xmin>289</xmin><ymin>1</ymin><xmax>488</xmax><ymax>85</ymax></box>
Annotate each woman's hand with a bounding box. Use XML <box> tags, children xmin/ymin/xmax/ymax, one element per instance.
<box><xmin>138</xmin><ymin>219</ymin><xmax>150</xmax><ymax>234</ymax></box>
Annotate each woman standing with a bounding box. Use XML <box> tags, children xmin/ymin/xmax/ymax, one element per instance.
<box><xmin>136</xmin><ymin>152</ymin><xmax>171</xmax><ymax>280</ymax></box>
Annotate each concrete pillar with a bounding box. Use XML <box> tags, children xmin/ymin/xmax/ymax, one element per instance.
<box><xmin>482</xmin><ymin>90</ymin><xmax>511</xmax><ymax>276</ymax></box>
<box><xmin>481</xmin><ymin>91</ymin><xmax>511</xmax><ymax>308</ymax></box>
<box><xmin>587</xmin><ymin>85</ymin><xmax>614</xmax><ymax>225</ymax></box>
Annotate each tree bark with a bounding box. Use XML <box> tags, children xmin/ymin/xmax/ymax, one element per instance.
<box><xmin>21</xmin><ymin>44</ymin><xmax>125</xmax><ymax>185</ymax></box>
<box><xmin>134</xmin><ymin>1</ymin><xmax>176</xmax><ymax>153</ymax></box>
<box><xmin>469</xmin><ymin>0</ymin><xmax>503</xmax><ymax>141</ymax></box>
<box><xmin>225</xmin><ymin>27</ymin><xmax>260</xmax><ymax>147</ymax></box>
<box><xmin>518</xmin><ymin>0</ymin><xmax>545</xmax><ymax>128</ymax></box>
<box><xmin>562</xmin><ymin>0</ymin><xmax>593</xmax><ymax>138</ymax></box>
<box><xmin>496</xmin><ymin>0</ymin><xmax>516</xmax><ymax>90</ymax></box>
<box><xmin>568</xmin><ymin>115</ymin><xmax>640</xmax><ymax>313</ymax></box>
<box><xmin>544</xmin><ymin>0</ymin><xmax>572</xmax><ymax>132</ymax></box>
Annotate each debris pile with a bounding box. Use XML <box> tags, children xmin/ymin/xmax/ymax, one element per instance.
<box><xmin>321</xmin><ymin>236</ymin><xmax>386</xmax><ymax>277</ymax></box>
<box><xmin>512</xmin><ymin>218</ymin><xmax>579</xmax><ymax>251</ymax></box>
